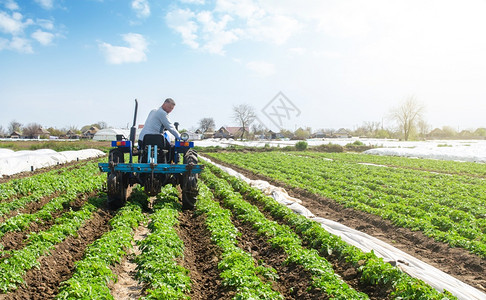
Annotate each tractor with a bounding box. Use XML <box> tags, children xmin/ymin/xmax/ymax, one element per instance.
<box><xmin>98</xmin><ymin>99</ymin><xmax>204</xmax><ymax>209</ymax></box>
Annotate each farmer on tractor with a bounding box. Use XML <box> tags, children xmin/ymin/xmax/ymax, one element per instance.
<box><xmin>138</xmin><ymin>98</ymin><xmax>180</xmax><ymax>150</ymax></box>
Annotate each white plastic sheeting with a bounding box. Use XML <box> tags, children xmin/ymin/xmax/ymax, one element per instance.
<box><xmin>0</xmin><ymin>149</ymin><xmax>105</xmax><ymax>177</ymax></box>
<box><xmin>201</xmin><ymin>156</ymin><xmax>486</xmax><ymax>300</ymax></box>
<box><xmin>93</xmin><ymin>128</ymin><xmax>132</xmax><ymax>141</ymax></box>
<box><xmin>364</xmin><ymin>145</ymin><xmax>486</xmax><ymax>163</ymax></box>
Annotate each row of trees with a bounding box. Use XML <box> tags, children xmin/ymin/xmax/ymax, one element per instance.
<box><xmin>0</xmin><ymin>121</ymin><xmax>109</xmax><ymax>138</ymax></box>
<box><xmin>196</xmin><ymin>99</ymin><xmax>485</xmax><ymax>141</ymax></box>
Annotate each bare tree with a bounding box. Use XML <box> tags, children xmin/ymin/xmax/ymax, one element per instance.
<box><xmin>97</xmin><ymin>121</ymin><xmax>108</xmax><ymax>129</ymax></box>
<box><xmin>389</xmin><ymin>96</ymin><xmax>425</xmax><ymax>141</ymax></box>
<box><xmin>232</xmin><ymin>104</ymin><xmax>256</xmax><ymax>140</ymax></box>
<box><xmin>0</xmin><ymin>126</ymin><xmax>6</xmax><ymax>137</ymax></box>
<box><xmin>22</xmin><ymin>123</ymin><xmax>43</xmax><ymax>138</ymax></box>
<box><xmin>417</xmin><ymin>119</ymin><xmax>431</xmax><ymax>139</ymax></box>
<box><xmin>198</xmin><ymin>117</ymin><xmax>215</xmax><ymax>133</ymax></box>
<box><xmin>8</xmin><ymin>120</ymin><xmax>22</xmax><ymax>134</ymax></box>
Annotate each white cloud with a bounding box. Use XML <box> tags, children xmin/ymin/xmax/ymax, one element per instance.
<box><xmin>0</xmin><ymin>11</ymin><xmax>32</xmax><ymax>35</ymax></box>
<box><xmin>4</xmin><ymin>0</ymin><xmax>19</xmax><ymax>10</ymax></box>
<box><xmin>166</xmin><ymin>0</ymin><xmax>302</xmax><ymax>54</ymax></box>
<box><xmin>180</xmin><ymin>0</ymin><xmax>205</xmax><ymax>4</ymax></box>
<box><xmin>34</xmin><ymin>0</ymin><xmax>54</xmax><ymax>10</ymax></box>
<box><xmin>9</xmin><ymin>36</ymin><xmax>33</xmax><ymax>53</ymax></box>
<box><xmin>131</xmin><ymin>0</ymin><xmax>150</xmax><ymax>18</ymax></box>
<box><xmin>166</xmin><ymin>8</ymin><xmax>199</xmax><ymax>49</ymax></box>
<box><xmin>31</xmin><ymin>29</ymin><xmax>54</xmax><ymax>45</ymax></box>
<box><xmin>246</xmin><ymin>60</ymin><xmax>275</xmax><ymax>77</ymax></box>
<box><xmin>36</xmin><ymin>18</ymin><xmax>54</xmax><ymax>30</ymax></box>
<box><xmin>247</xmin><ymin>14</ymin><xmax>301</xmax><ymax>45</ymax></box>
<box><xmin>196</xmin><ymin>11</ymin><xmax>239</xmax><ymax>54</ymax></box>
<box><xmin>99</xmin><ymin>33</ymin><xmax>148</xmax><ymax>64</ymax></box>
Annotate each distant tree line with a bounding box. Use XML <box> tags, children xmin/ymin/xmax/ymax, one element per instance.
<box><xmin>193</xmin><ymin>99</ymin><xmax>485</xmax><ymax>141</ymax></box>
<box><xmin>0</xmin><ymin>120</ymin><xmax>109</xmax><ymax>139</ymax></box>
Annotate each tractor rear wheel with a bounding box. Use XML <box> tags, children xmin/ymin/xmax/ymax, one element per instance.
<box><xmin>107</xmin><ymin>149</ymin><xmax>128</xmax><ymax>209</ymax></box>
<box><xmin>181</xmin><ymin>149</ymin><xmax>199</xmax><ymax>210</ymax></box>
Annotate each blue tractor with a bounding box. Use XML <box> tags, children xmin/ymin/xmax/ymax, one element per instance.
<box><xmin>98</xmin><ymin>100</ymin><xmax>204</xmax><ymax>209</ymax></box>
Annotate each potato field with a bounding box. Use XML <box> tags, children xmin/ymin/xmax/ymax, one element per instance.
<box><xmin>0</xmin><ymin>152</ymin><xmax>485</xmax><ymax>299</ymax></box>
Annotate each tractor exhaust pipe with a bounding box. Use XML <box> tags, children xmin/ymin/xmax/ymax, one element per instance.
<box><xmin>129</xmin><ymin>99</ymin><xmax>138</xmax><ymax>145</ymax></box>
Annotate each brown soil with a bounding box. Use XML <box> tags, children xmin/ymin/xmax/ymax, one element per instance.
<box><xmin>232</xmin><ymin>215</ymin><xmax>326</xmax><ymax>299</ymax></box>
<box><xmin>206</xmin><ymin>156</ymin><xmax>486</xmax><ymax>293</ymax></box>
<box><xmin>110</xmin><ymin>224</ymin><xmax>149</xmax><ymax>299</ymax></box>
<box><xmin>177</xmin><ymin>209</ymin><xmax>234</xmax><ymax>300</ymax></box>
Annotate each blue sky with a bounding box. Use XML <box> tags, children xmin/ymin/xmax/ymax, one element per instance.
<box><xmin>1</xmin><ymin>0</ymin><xmax>486</xmax><ymax>133</ymax></box>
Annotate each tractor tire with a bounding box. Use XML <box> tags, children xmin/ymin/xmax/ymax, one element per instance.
<box><xmin>181</xmin><ymin>149</ymin><xmax>199</xmax><ymax>210</ymax></box>
<box><xmin>107</xmin><ymin>149</ymin><xmax>128</xmax><ymax>209</ymax></box>
<box><xmin>183</xmin><ymin>149</ymin><xmax>198</xmax><ymax>165</ymax></box>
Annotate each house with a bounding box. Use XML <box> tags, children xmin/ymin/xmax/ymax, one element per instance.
<box><xmin>227</xmin><ymin>127</ymin><xmax>249</xmax><ymax>139</ymax></box>
<box><xmin>333</xmin><ymin>128</ymin><xmax>351</xmax><ymax>138</ymax></box>
<box><xmin>33</xmin><ymin>128</ymin><xmax>50</xmax><ymax>139</ymax></box>
<box><xmin>214</xmin><ymin>127</ymin><xmax>231</xmax><ymax>138</ymax></box>
<box><xmin>9</xmin><ymin>131</ymin><xmax>22</xmax><ymax>139</ymax></box>
<box><xmin>213</xmin><ymin>126</ymin><xmax>250</xmax><ymax>139</ymax></box>
<box><xmin>65</xmin><ymin>130</ymin><xmax>81</xmax><ymax>139</ymax></box>
<box><xmin>83</xmin><ymin>126</ymin><xmax>99</xmax><ymax>139</ymax></box>
<box><xmin>311</xmin><ymin>131</ymin><xmax>328</xmax><ymax>138</ymax></box>
<box><xmin>202</xmin><ymin>131</ymin><xmax>215</xmax><ymax>139</ymax></box>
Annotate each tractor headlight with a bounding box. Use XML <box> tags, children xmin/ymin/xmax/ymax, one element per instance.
<box><xmin>181</xmin><ymin>132</ymin><xmax>189</xmax><ymax>141</ymax></box>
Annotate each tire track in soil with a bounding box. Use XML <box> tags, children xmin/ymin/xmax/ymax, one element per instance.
<box><xmin>1</xmin><ymin>208</ymin><xmax>113</xmax><ymax>300</ymax></box>
<box><xmin>109</xmin><ymin>224</ymin><xmax>149</xmax><ymax>299</ymax></box>
<box><xmin>205</xmin><ymin>156</ymin><xmax>486</xmax><ymax>293</ymax></box>
<box><xmin>177</xmin><ymin>209</ymin><xmax>234</xmax><ymax>300</ymax></box>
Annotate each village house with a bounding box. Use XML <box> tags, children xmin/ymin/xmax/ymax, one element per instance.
<box><xmin>83</xmin><ymin>126</ymin><xmax>99</xmax><ymax>139</ymax></box>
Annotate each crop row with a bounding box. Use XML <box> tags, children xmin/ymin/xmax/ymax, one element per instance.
<box><xmin>201</xmin><ymin>167</ymin><xmax>371</xmax><ymax>299</ymax></box>
<box><xmin>197</xmin><ymin>181</ymin><xmax>284</xmax><ymax>299</ymax></box>
<box><xmin>0</xmin><ymin>169</ymin><xmax>105</xmax><ymax>240</ymax></box>
<box><xmin>204</xmin><ymin>162</ymin><xmax>456</xmax><ymax>299</ymax></box>
<box><xmin>135</xmin><ymin>186</ymin><xmax>191</xmax><ymax>299</ymax></box>
<box><xmin>0</xmin><ymin>194</ymin><xmax>105</xmax><ymax>292</ymax></box>
<box><xmin>206</xmin><ymin>152</ymin><xmax>486</xmax><ymax>257</ymax></box>
<box><xmin>0</xmin><ymin>160</ymin><xmax>105</xmax><ymax>218</ymax></box>
<box><xmin>56</xmin><ymin>195</ymin><xmax>144</xmax><ymax>299</ymax></box>
<box><xmin>0</xmin><ymin>160</ymin><xmax>97</xmax><ymax>201</ymax></box>
<box><xmin>293</xmin><ymin>151</ymin><xmax>486</xmax><ymax>177</ymax></box>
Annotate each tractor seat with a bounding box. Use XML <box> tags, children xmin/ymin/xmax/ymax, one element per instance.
<box><xmin>142</xmin><ymin>134</ymin><xmax>169</xmax><ymax>149</ymax></box>
<box><xmin>139</xmin><ymin>134</ymin><xmax>171</xmax><ymax>163</ymax></box>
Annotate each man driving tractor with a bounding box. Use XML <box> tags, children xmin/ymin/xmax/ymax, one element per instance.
<box><xmin>138</xmin><ymin>98</ymin><xmax>180</xmax><ymax>149</ymax></box>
